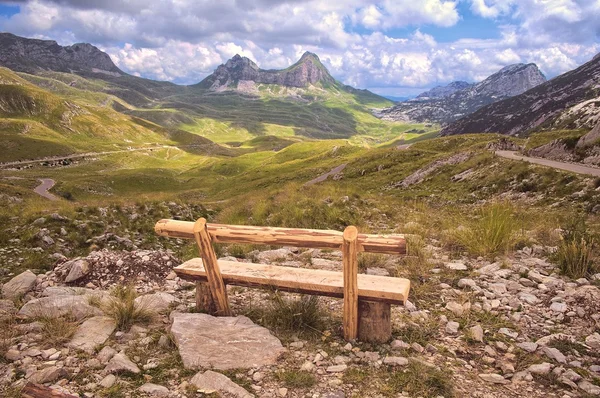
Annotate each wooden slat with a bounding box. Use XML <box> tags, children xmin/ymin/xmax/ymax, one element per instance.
<box><xmin>155</xmin><ymin>219</ymin><xmax>406</xmax><ymax>255</ymax></box>
<box><xmin>174</xmin><ymin>258</ymin><xmax>410</xmax><ymax>305</ymax></box>
<box><xmin>342</xmin><ymin>226</ymin><xmax>359</xmax><ymax>341</ymax></box>
<box><xmin>22</xmin><ymin>383</ymin><xmax>78</xmax><ymax>398</ymax></box>
<box><xmin>193</xmin><ymin>218</ymin><xmax>231</xmax><ymax>316</ymax></box>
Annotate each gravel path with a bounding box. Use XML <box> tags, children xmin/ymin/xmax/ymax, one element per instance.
<box><xmin>496</xmin><ymin>150</ymin><xmax>600</xmax><ymax>177</ymax></box>
<box><xmin>34</xmin><ymin>178</ymin><xmax>59</xmax><ymax>201</ymax></box>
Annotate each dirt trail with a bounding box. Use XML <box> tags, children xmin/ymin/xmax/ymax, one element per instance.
<box><xmin>496</xmin><ymin>151</ymin><xmax>600</xmax><ymax>177</ymax></box>
<box><xmin>305</xmin><ymin>164</ymin><xmax>347</xmax><ymax>186</ymax></box>
<box><xmin>34</xmin><ymin>178</ymin><xmax>59</xmax><ymax>201</ymax></box>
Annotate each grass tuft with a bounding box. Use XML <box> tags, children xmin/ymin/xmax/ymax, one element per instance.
<box><xmin>385</xmin><ymin>361</ymin><xmax>454</xmax><ymax>397</ymax></box>
<box><xmin>275</xmin><ymin>370</ymin><xmax>317</xmax><ymax>388</ymax></box>
<box><xmin>37</xmin><ymin>314</ymin><xmax>80</xmax><ymax>348</ymax></box>
<box><xmin>554</xmin><ymin>220</ymin><xmax>597</xmax><ymax>279</ymax></box>
<box><xmin>103</xmin><ymin>285</ymin><xmax>154</xmax><ymax>331</ymax></box>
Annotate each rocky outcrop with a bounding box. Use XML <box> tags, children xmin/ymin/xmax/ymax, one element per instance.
<box><xmin>416</xmin><ymin>81</ymin><xmax>472</xmax><ymax>100</ymax></box>
<box><xmin>577</xmin><ymin>122</ymin><xmax>600</xmax><ymax>148</ymax></box>
<box><xmin>442</xmin><ymin>52</ymin><xmax>600</xmax><ymax>136</ymax></box>
<box><xmin>376</xmin><ymin>63</ymin><xmax>546</xmax><ymax>123</ymax></box>
<box><xmin>198</xmin><ymin>52</ymin><xmax>336</xmax><ymax>90</ymax></box>
<box><xmin>0</xmin><ymin>33</ymin><xmax>122</xmax><ymax>75</ymax></box>
<box><xmin>2</xmin><ymin>269</ymin><xmax>37</xmax><ymax>299</ymax></box>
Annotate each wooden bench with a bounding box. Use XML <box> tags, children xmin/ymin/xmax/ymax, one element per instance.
<box><xmin>155</xmin><ymin>218</ymin><xmax>410</xmax><ymax>343</ymax></box>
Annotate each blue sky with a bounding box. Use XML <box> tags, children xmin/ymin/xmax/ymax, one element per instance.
<box><xmin>1</xmin><ymin>0</ymin><xmax>598</xmax><ymax>96</ymax></box>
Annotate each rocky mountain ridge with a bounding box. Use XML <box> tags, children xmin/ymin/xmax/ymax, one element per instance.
<box><xmin>197</xmin><ymin>51</ymin><xmax>336</xmax><ymax>91</ymax></box>
<box><xmin>415</xmin><ymin>81</ymin><xmax>472</xmax><ymax>100</ymax></box>
<box><xmin>441</xmin><ymin>53</ymin><xmax>600</xmax><ymax>136</ymax></box>
<box><xmin>0</xmin><ymin>32</ymin><xmax>122</xmax><ymax>76</ymax></box>
<box><xmin>375</xmin><ymin>63</ymin><xmax>546</xmax><ymax>123</ymax></box>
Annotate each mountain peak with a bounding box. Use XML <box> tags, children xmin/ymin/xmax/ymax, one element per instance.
<box><xmin>199</xmin><ymin>51</ymin><xmax>335</xmax><ymax>91</ymax></box>
<box><xmin>0</xmin><ymin>32</ymin><xmax>122</xmax><ymax>75</ymax></box>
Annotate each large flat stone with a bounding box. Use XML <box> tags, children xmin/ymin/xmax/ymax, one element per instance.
<box><xmin>170</xmin><ymin>313</ymin><xmax>285</xmax><ymax>370</ymax></box>
<box><xmin>67</xmin><ymin>316</ymin><xmax>116</xmax><ymax>354</ymax></box>
<box><xmin>18</xmin><ymin>295</ymin><xmax>102</xmax><ymax>320</ymax></box>
<box><xmin>2</xmin><ymin>270</ymin><xmax>37</xmax><ymax>299</ymax></box>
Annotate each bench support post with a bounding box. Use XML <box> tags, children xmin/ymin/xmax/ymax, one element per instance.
<box><xmin>195</xmin><ymin>281</ymin><xmax>217</xmax><ymax>314</ymax></box>
<box><xmin>342</xmin><ymin>226</ymin><xmax>359</xmax><ymax>341</ymax></box>
<box><xmin>193</xmin><ymin>218</ymin><xmax>232</xmax><ymax>316</ymax></box>
<box><xmin>358</xmin><ymin>300</ymin><xmax>391</xmax><ymax>343</ymax></box>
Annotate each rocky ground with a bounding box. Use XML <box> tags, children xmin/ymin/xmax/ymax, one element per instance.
<box><xmin>1</xmin><ymin>234</ymin><xmax>599</xmax><ymax>398</ymax></box>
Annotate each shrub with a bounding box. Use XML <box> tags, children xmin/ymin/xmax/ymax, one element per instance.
<box><xmin>103</xmin><ymin>285</ymin><xmax>154</xmax><ymax>331</ymax></box>
<box><xmin>451</xmin><ymin>202</ymin><xmax>519</xmax><ymax>257</ymax></box>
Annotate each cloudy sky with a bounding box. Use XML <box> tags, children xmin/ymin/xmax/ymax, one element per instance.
<box><xmin>0</xmin><ymin>0</ymin><xmax>598</xmax><ymax>96</ymax></box>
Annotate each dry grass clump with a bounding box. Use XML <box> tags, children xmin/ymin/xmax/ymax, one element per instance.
<box><xmin>357</xmin><ymin>252</ymin><xmax>387</xmax><ymax>271</ymax></box>
<box><xmin>275</xmin><ymin>369</ymin><xmax>317</xmax><ymax>388</ymax></box>
<box><xmin>103</xmin><ymin>285</ymin><xmax>154</xmax><ymax>331</ymax></box>
<box><xmin>554</xmin><ymin>221</ymin><xmax>597</xmax><ymax>279</ymax></box>
<box><xmin>384</xmin><ymin>361</ymin><xmax>454</xmax><ymax>397</ymax></box>
<box><xmin>450</xmin><ymin>202</ymin><xmax>519</xmax><ymax>257</ymax></box>
<box><xmin>0</xmin><ymin>314</ymin><xmax>18</xmax><ymax>360</ymax></box>
<box><xmin>36</xmin><ymin>314</ymin><xmax>80</xmax><ymax>348</ymax></box>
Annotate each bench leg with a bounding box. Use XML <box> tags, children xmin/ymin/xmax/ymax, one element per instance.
<box><xmin>358</xmin><ymin>300</ymin><xmax>391</xmax><ymax>343</ymax></box>
<box><xmin>195</xmin><ymin>281</ymin><xmax>217</xmax><ymax>314</ymax></box>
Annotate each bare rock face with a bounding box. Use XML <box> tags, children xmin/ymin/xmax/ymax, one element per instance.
<box><xmin>2</xmin><ymin>270</ymin><xmax>37</xmax><ymax>299</ymax></box>
<box><xmin>377</xmin><ymin>63</ymin><xmax>546</xmax><ymax>123</ymax></box>
<box><xmin>199</xmin><ymin>52</ymin><xmax>335</xmax><ymax>91</ymax></box>
<box><xmin>442</xmin><ymin>52</ymin><xmax>600</xmax><ymax>136</ymax></box>
<box><xmin>67</xmin><ymin>316</ymin><xmax>116</xmax><ymax>354</ymax></box>
<box><xmin>18</xmin><ymin>295</ymin><xmax>102</xmax><ymax>320</ymax></box>
<box><xmin>577</xmin><ymin>122</ymin><xmax>600</xmax><ymax>148</ymax></box>
<box><xmin>170</xmin><ymin>313</ymin><xmax>285</xmax><ymax>370</ymax></box>
<box><xmin>0</xmin><ymin>32</ymin><xmax>121</xmax><ymax>75</ymax></box>
<box><xmin>527</xmin><ymin>140</ymin><xmax>574</xmax><ymax>162</ymax></box>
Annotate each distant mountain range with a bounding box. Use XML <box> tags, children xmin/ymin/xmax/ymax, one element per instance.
<box><xmin>441</xmin><ymin>53</ymin><xmax>600</xmax><ymax>136</ymax></box>
<box><xmin>375</xmin><ymin>63</ymin><xmax>546</xmax><ymax>124</ymax></box>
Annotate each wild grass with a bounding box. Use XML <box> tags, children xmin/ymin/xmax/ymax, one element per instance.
<box><xmin>394</xmin><ymin>319</ymin><xmax>439</xmax><ymax>347</ymax></box>
<box><xmin>449</xmin><ymin>201</ymin><xmax>520</xmax><ymax>258</ymax></box>
<box><xmin>275</xmin><ymin>370</ymin><xmax>317</xmax><ymax>388</ymax></box>
<box><xmin>384</xmin><ymin>361</ymin><xmax>454</xmax><ymax>397</ymax></box>
<box><xmin>36</xmin><ymin>314</ymin><xmax>80</xmax><ymax>348</ymax></box>
<box><xmin>0</xmin><ymin>314</ymin><xmax>18</xmax><ymax>361</ymax></box>
<box><xmin>357</xmin><ymin>252</ymin><xmax>387</xmax><ymax>271</ymax></box>
<box><xmin>554</xmin><ymin>219</ymin><xmax>598</xmax><ymax>279</ymax></box>
<box><xmin>244</xmin><ymin>292</ymin><xmax>327</xmax><ymax>339</ymax></box>
<box><xmin>102</xmin><ymin>285</ymin><xmax>154</xmax><ymax>331</ymax></box>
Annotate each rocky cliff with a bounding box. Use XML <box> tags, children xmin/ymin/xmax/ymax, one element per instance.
<box><xmin>0</xmin><ymin>32</ymin><xmax>122</xmax><ymax>76</ymax></box>
<box><xmin>198</xmin><ymin>52</ymin><xmax>336</xmax><ymax>90</ymax></box>
<box><xmin>375</xmin><ymin>63</ymin><xmax>546</xmax><ymax>123</ymax></box>
<box><xmin>441</xmin><ymin>54</ymin><xmax>600</xmax><ymax>136</ymax></box>
<box><xmin>415</xmin><ymin>81</ymin><xmax>472</xmax><ymax>100</ymax></box>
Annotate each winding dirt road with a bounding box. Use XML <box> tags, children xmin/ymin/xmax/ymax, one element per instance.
<box><xmin>34</xmin><ymin>179</ymin><xmax>59</xmax><ymax>201</ymax></box>
<box><xmin>496</xmin><ymin>151</ymin><xmax>600</xmax><ymax>177</ymax></box>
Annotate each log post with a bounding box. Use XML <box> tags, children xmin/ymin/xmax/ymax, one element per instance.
<box><xmin>195</xmin><ymin>281</ymin><xmax>217</xmax><ymax>314</ymax></box>
<box><xmin>193</xmin><ymin>218</ymin><xmax>232</xmax><ymax>316</ymax></box>
<box><xmin>342</xmin><ymin>226</ymin><xmax>359</xmax><ymax>341</ymax></box>
<box><xmin>357</xmin><ymin>300</ymin><xmax>392</xmax><ymax>343</ymax></box>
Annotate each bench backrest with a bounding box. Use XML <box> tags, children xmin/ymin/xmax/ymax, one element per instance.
<box><xmin>154</xmin><ymin>219</ymin><xmax>406</xmax><ymax>255</ymax></box>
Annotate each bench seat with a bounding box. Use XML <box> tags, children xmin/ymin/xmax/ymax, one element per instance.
<box><xmin>174</xmin><ymin>258</ymin><xmax>410</xmax><ymax>305</ymax></box>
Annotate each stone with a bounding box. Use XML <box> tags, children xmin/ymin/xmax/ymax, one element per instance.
<box><xmin>134</xmin><ymin>292</ymin><xmax>178</xmax><ymax>313</ymax></box>
<box><xmin>445</xmin><ymin>301</ymin><xmax>465</xmax><ymax>316</ymax></box>
<box><xmin>2</xmin><ymin>270</ymin><xmax>37</xmax><ymax>299</ymax></box>
<box><xmin>579</xmin><ymin>380</ymin><xmax>600</xmax><ymax>395</ymax></box>
<box><xmin>445</xmin><ymin>321</ymin><xmax>459</xmax><ymax>334</ymax></box>
<box><xmin>64</xmin><ymin>259</ymin><xmax>90</xmax><ymax>283</ymax></box>
<box><xmin>457</xmin><ymin>278</ymin><xmax>477</xmax><ymax>289</ymax></box>
<box><xmin>383</xmin><ymin>356</ymin><xmax>408</xmax><ymax>366</ymax></box>
<box><xmin>489</xmin><ymin>283</ymin><xmax>507</xmax><ymax>295</ymax></box>
<box><xmin>99</xmin><ymin>374</ymin><xmax>116</xmax><ymax>388</ymax></box>
<box><xmin>278</xmin><ymin>387</ymin><xmax>288</xmax><ymax>397</ymax></box>
<box><xmin>18</xmin><ymin>295</ymin><xmax>102</xmax><ymax>320</ymax></box>
<box><xmin>518</xmin><ymin>293</ymin><xmax>539</xmax><ymax>305</ymax></box>
<box><xmin>105</xmin><ymin>352</ymin><xmax>141</xmax><ymax>374</ymax></box>
<box><xmin>300</xmin><ymin>361</ymin><xmax>316</xmax><ymax>372</ymax></box>
<box><xmin>326</xmin><ymin>364</ymin><xmax>347</xmax><ymax>373</ymax></box>
<box><xmin>5</xmin><ymin>349</ymin><xmax>21</xmax><ymax>361</ymax></box>
<box><xmin>499</xmin><ymin>328</ymin><xmax>518</xmax><ymax>339</ymax></box>
<box><xmin>470</xmin><ymin>325</ymin><xmax>484</xmax><ymax>342</ymax></box>
<box><xmin>191</xmin><ymin>370</ymin><xmax>253</xmax><ymax>398</ymax></box>
<box><xmin>516</xmin><ymin>342</ymin><xmax>538</xmax><ymax>353</ymax></box>
<box><xmin>139</xmin><ymin>383</ymin><xmax>169</xmax><ymax>396</ymax></box>
<box><xmin>542</xmin><ymin>346</ymin><xmax>567</xmax><ymax>364</ymax></box>
<box><xmin>585</xmin><ymin>333</ymin><xmax>600</xmax><ymax>350</ymax></box>
<box><xmin>29</xmin><ymin>366</ymin><xmax>69</xmax><ymax>384</ymax></box>
<box><xmin>97</xmin><ymin>346</ymin><xmax>118</xmax><ymax>364</ymax></box>
<box><xmin>67</xmin><ymin>316</ymin><xmax>115</xmax><ymax>354</ymax></box>
<box><xmin>549</xmin><ymin>302</ymin><xmax>567</xmax><ymax>313</ymax></box>
<box><xmin>0</xmin><ymin>299</ymin><xmax>16</xmax><ymax>316</ymax></box>
<box><xmin>390</xmin><ymin>340</ymin><xmax>410</xmax><ymax>350</ymax></box>
<box><xmin>445</xmin><ymin>262</ymin><xmax>468</xmax><ymax>271</ymax></box>
<box><xmin>479</xmin><ymin>373</ymin><xmax>509</xmax><ymax>384</ymax></box>
<box><xmin>528</xmin><ymin>362</ymin><xmax>552</xmax><ymax>375</ymax></box>
<box><xmin>170</xmin><ymin>313</ymin><xmax>285</xmax><ymax>370</ymax></box>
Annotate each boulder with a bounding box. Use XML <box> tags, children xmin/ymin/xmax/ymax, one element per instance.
<box><xmin>29</xmin><ymin>366</ymin><xmax>69</xmax><ymax>384</ymax></box>
<box><xmin>170</xmin><ymin>313</ymin><xmax>285</xmax><ymax>370</ymax></box>
<box><xmin>67</xmin><ymin>316</ymin><xmax>116</xmax><ymax>354</ymax></box>
<box><xmin>479</xmin><ymin>373</ymin><xmax>509</xmax><ymax>384</ymax></box>
<box><xmin>2</xmin><ymin>270</ymin><xmax>37</xmax><ymax>299</ymax></box>
<box><xmin>105</xmin><ymin>352</ymin><xmax>140</xmax><ymax>374</ymax></box>
<box><xmin>585</xmin><ymin>333</ymin><xmax>600</xmax><ymax>350</ymax></box>
<box><xmin>64</xmin><ymin>259</ymin><xmax>90</xmax><ymax>283</ymax></box>
<box><xmin>18</xmin><ymin>295</ymin><xmax>102</xmax><ymax>320</ymax></box>
<box><xmin>134</xmin><ymin>292</ymin><xmax>178</xmax><ymax>313</ymax></box>
<box><xmin>139</xmin><ymin>383</ymin><xmax>169</xmax><ymax>396</ymax></box>
<box><xmin>191</xmin><ymin>370</ymin><xmax>253</xmax><ymax>398</ymax></box>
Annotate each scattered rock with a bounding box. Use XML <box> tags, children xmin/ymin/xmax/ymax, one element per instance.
<box><xmin>139</xmin><ymin>383</ymin><xmax>169</xmax><ymax>397</ymax></box>
<box><xmin>105</xmin><ymin>352</ymin><xmax>141</xmax><ymax>374</ymax></box>
<box><xmin>18</xmin><ymin>295</ymin><xmax>102</xmax><ymax>320</ymax></box>
<box><xmin>64</xmin><ymin>259</ymin><xmax>90</xmax><ymax>283</ymax></box>
<box><xmin>445</xmin><ymin>262</ymin><xmax>468</xmax><ymax>271</ymax></box>
<box><xmin>528</xmin><ymin>363</ymin><xmax>553</xmax><ymax>375</ymax></box>
<box><xmin>170</xmin><ymin>313</ymin><xmax>285</xmax><ymax>370</ymax></box>
<box><xmin>29</xmin><ymin>366</ymin><xmax>69</xmax><ymax>384</ymax></box>
<box><xmin>67</xmin><ymin>316</ymin><xmax>116</xmax><ymax>354</ymax></box>
<box><xmin>585</xmin><ymin>333</ymin><xmax>600</xmax><ymax>350</ymax></box>
<box><xmin>479</xmin><ymin>373</ymin><xmax>509</xmax><ymax>384</ymax></box>
<box><xmin>516</xmin><ymin>342</ymin><xmax>538</xmax><ymax>353</ymax></box>
<box><xmin>191</xmin><ymin>370</ymin><xmax>253</xmax><ymax>398</ymax></box>
<box><xmin>134</xmin><ymin>292</ymin><xmax>177</xmax><ymax>313</ymax></box>
<box><xmin>445</xmin><ymin>321</ymin><xmax>460</xmax><ymax>334</ymax></box>
<box><xmin>99</xmin><ymin>374</ymin><xmax>116</xmax><ymax>388</ymax></box>
<box><xmin>383</xmin><ymin>356</ymin><xmax>408</xmax><ymax>366</ymax></box>
<box><xmin>2</xmin><ymin>270</ymin><xmax>37</xmax><ymax>299</ymax></box>
<box><xmin>470</xmin><ymin>325</ymin><xmax>484</xmax><ymax>342</ymax></box>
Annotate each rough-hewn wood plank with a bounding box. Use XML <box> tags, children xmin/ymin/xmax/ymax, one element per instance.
<box><xmin>22</xmin><ymin>383</ymin><xmax>78</xmax><ymax>398</ymax></box>
<box><xmin>342</xmin><ymin>226</ymin><xmax>359</xmax><ymax>341</ymax></box>
<box><xmin>193</xmin><ymin>218</ymin><xmax>231</xmax><ymax>316</ymax></box>
<box><xmin>155</xmin><ymin>219</ymin><xmax>406</xmax><ymax>254</ymax></box>
<box><xmin>358</xmin><ymin>301</ymin><xmax>392</xmax><ymax>343</ymax></box>
<box><xmin>174</xmin><ymin>259</ymin><xmax>410</xmax><ymax>305</ymax></box>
